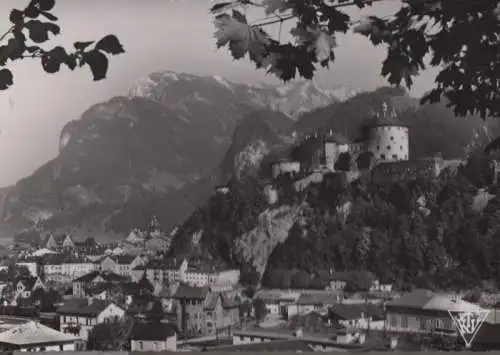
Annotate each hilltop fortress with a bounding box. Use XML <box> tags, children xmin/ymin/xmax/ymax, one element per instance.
<box><xmin>271</xmin><ymin>102</ymin><xmax>451</xmax><ymax>184</ymax></box>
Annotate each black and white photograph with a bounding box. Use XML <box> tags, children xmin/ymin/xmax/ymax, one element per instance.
<box><xmin>1</xmin><ymin>0</ymin><xmax>500</xmax><ymax>353</ymax></box>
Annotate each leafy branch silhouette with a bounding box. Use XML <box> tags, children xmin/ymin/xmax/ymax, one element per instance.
<box><xmin>211</xmin><ymin>0</ymin><xmax>500</xmax><ymax>119</ymax></box>
<box><xmin>0</xmin><ymin>0</ymin><xmax>125</xmax><ymax>91</ymax></box>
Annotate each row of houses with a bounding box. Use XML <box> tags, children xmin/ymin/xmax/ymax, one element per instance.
<box><xmin>57</xmin><ymin>278</ymin><xmax>240</xmax><ymax>342</ymax></box>
<box><xmin>13</xmin><ymin>254</ymin><xmax>240</xmax><ymax>290</ymax></box>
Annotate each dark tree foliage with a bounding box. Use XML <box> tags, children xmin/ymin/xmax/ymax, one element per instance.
<box><xmin>291</xmin><ymin>269</ymin><xmax>312</xmax><ymax>289</ymax></box>
<box><xmin>87</xmin><ymin>322</ymin><xmax>129</xmax><ymax>351</ymax></box>
<box><xmin>0</xmin><ymin>0</ymin><xmax>124</xmax><ymax>91</ymax></box>
<box><xmin>253</xmin><ymin>298</ymin><xmax>267</xmax><ymax>325</ymax></box>
<box><xmin>169</xmin><ymin>175</ymin><xmax>267</xmax><ymax>266</ymax></box>
<box><xmin>211</xmin><ymin>0</ymin><xmax>500</xmax><ymax>118</ymax></box>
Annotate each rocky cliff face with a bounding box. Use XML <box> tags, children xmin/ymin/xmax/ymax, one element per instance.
<box><xmin>233</xmin><ymin>203</ymin><xmax>305</xmax><ymax>277</ymax></box>
<box><xmin>1</xmin><ymin>72</ymin><xmax>345</xmax><ymax>238</ymax></box>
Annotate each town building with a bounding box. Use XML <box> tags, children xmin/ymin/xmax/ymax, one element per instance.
<box><xmin>15</xmin><ymin>276</ymin><xmax>46</xmax><ymax>299</ymax></box>
<box><xmin>45</xmin><ymin>234</ymin><xmax>75</xmax><ymax>250</ymax></box>
<box><xmin>173</xmin><ymin>283</ymin><xmax>240</xmax><ymax>337</ymax></box>
<box><xmin>0</xmin><ymin>321</ymin><xmax>80</xmax><ymax>351</ymax></box>
<box><xmin>57</xmin><ymin>299</ymin><xmax>125</xmax><ymax>340</ymax></box>
<box><xmin>385</xmin><ymin>289</ymin><xmax>484</xmax><ymax>334</ymax></box>
<box><xmin>72</xmin><ymin>270</ymin><xmax>127</xmax><ymax>298</ymax></box>
<box><xmin>15</xmin><ymin>259</ymin><xmax>41</xmax><ymax>277</ymax></box>
<box><xmin>128</xmin><ymin>322</ymin><xmax>177</xmax><ymax>351</ymax></box>
<box><xmin>144</xmin><ymin>258</ymin><xmax>188</xmax><ymax>285</ymax></box>
<box><xmin>43</xmin><ymin>253</ymin><xmax>99</xmax><ymax>282</ymax></box>
<box><xmin>183</xmin><ymin>265</ymin><xmax>218</xmax><ymax>287</ymax></box>
<box><xmin>100</xmin><ymin>254</ymin><xmax>146</xmax><ymax>277</ymax></box>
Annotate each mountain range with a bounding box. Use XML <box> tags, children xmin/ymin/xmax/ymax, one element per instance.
<box><xmin>1</xmin><ymin>70</ymin><xmax>499</xmax><ymax>242</ymax></box>
<box><xmin>0</xmin><ymin>71</ymin><xmax>359</xmax><ymax>240</ymax></box>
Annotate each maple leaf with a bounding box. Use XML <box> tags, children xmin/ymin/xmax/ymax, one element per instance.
<box><xmin>262</xmin><ymin>0</ymin><xmax>290</xmax><ymax>15</ymax></box>
<box><xmin>214</xmin><ymin>12</ymin><xmax>273</xmax><ymax>62</ymax></box>
<box><xmin>213</xmin><ymin>13</ymin><xmax>250</xmax><ymax>48</ymax></box>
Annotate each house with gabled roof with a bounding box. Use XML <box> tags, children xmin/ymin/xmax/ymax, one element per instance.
<box><xmin>296</xmin><ymin>292</ymin><xmax>337</xmax><ymax>316</ymax></box>
<box><xmin>126</xmin><ymin>229</ymin><xmax>145</xmax><ymax>245</ymax></box>
<box><xmin>99</xmin><ymin>255</ymin><xmax>117</xmax><ymax>272</ymax></box>
<box><xmin>62</xmin><ymin>234</ymin><xmax>75</xmax><ymax>249</ymax></box>
<box><xmin>204</xmin><ymin>291</ymin><xmax>240</xmax><ymax>336</ymax></box>
<box><xmin>15</xmin><ymin>276</ymin><xmax>46</xmax><ymax>299</ymax></box>
<box><xmin>57</xmin><ymin>299</ymin><xmax>125</xmax><ymax>340</ymax></box>
<box><xmin>173</xmin><ymin>283</ymin><xmax>239</xmax><ymax>337</ymax></box>
<box><xmin>114</xmin><ymin>255</ymin><xmax>145</xmax><ymax>277</ymax></box>
<box><xmin>385</xmin><ymin>289</ymin><xmax>484</xmax><ymax>334</ymax></box>
<box><xmin>45</xmin><ymin>235</ymin><xmax>58</xmax><ymax>250</ymax></box>
<box><xmin>72</xmin><ymin>270</ymin><xmax>127</xmax><ymax>297</ymax></box>
<box><xmin>128</xmin><ymin>322</ymin><xmax>178</xmax><ymax>351</ymax></box>
<box><xmin>45</xmin><ymin>234</ymin><xmax>75</xmax><ymax>250</ymax></box>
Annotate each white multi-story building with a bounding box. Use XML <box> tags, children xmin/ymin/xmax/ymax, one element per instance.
<box><xmin>43</xmin><ymin>254</ymin><xmax>98</xmax><ymax>281</ymax></box>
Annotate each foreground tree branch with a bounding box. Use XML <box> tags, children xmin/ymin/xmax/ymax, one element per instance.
<box><xmin>211</xmin><ymin>0</ymin><xmax>500</xmax><ymax>119</ymax></box>
<box><xmin>0</xmin><ymin>0</ymin><xmax>125</xmax><ymax>91</ymax></box>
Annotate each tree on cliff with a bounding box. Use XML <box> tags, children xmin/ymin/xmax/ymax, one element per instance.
<box><xmin>0</xmin><ymin>0</ymin><xmax>124</xmax><ymax>91</ymax></box>
<box><xmin>211</xmin><ymin>0</ymin><xmax>500</xmax><ymax>118</ymax></box>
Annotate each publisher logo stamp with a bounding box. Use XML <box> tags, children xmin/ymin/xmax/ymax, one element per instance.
<box><xmin>448</xmin><ymin>310</ymin><xmax>490</xmax><ymax>348</ymax></box>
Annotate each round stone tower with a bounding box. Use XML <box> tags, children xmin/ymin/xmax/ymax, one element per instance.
<box><xmin>363</xmin><ymin>101</ymin><xmax>409</xmax><ymax>164</ymax></box>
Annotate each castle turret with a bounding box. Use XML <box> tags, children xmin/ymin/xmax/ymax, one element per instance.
<box><xmin>363</xmin><ymin>101</ymin><xmax>409</xmax><ymax>164</ymax></box>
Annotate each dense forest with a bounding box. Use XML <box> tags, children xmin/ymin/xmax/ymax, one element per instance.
<box><xmin>172</xmin><ymin>150</ymin><xmax>500</xmax><ymax>292</ymax></box>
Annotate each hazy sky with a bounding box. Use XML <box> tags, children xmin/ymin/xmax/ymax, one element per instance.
<box><xmin>0</xmin><ymin>0</ymin><xmax>438</xmax><ymax>186</ymax></box>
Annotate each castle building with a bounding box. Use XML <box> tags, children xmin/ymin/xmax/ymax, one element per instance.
<box><xmin>324</xmin><ymin>131</ymin><xmax>350</xmax><ymax>171</ymax></box>
<box><xmin>269</xmin><ymin>101</ymin><xmax>436</xmax><ymax>183</ymax></box>
<box><xmin>271</xmin><ymin>159</ymin><xmax>301</xmax><ymax>178</ymax></box>
<box><xmin>362</xmin><ymin>102</ymin><xmax>409</xmax><ymax>164</ymax></box>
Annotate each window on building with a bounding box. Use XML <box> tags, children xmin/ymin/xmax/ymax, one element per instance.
<box><xmin>377</xmin><ymin>145</ymin><xmax>380</xmax><ymax>151</ymax></box>
<box><xmin>380</xmin><ymin>154</ymin><xmax>386</xmax><ymax>160</ymax></box>
<box><xmin>400</xmin><ymin>146</ymin><xmax>403</xmax><ymax>150</ymax></box>
<box><xmin>139</xmin><ymin>341</ymin><xmax>143</xmax><ymax>350</ymax></box>
<box><xmin>392</xmin><ymin>154</ymin><xmax>397</xmax><ymax>159</ymax></box>
<box><xmin>390</xmin><ymin>136</ymin><xmax>394</xmax><ymax>140</ymax></box>
<box><xmin>401</xmin><ymin>316</ymin><xmax>409</xmax><ymax>328</ymax></box>
<box><xmin>387</xmin><ymin>145</ymin><xmax>391</xmax><ymax>150</ymax></box>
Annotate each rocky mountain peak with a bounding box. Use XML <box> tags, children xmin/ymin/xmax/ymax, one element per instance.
<box><xmin>126</xmin><ymin>70</ymin><xmax>358</xmax><ymax>119</ymax></box>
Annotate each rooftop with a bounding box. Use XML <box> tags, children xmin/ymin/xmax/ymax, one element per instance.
<box><xmin>128</xmin><ymin>322</ymin><xmax>177</xmax><ymax>341</ymax></box>
<box><xmin>173</xmin><ymin>283</ymin><xmax>209</xmax><ymax>300</ymax></box>
<box><xmin>56</xmin><ymin>299</ymin><xmax>118</xmax><ymax>317</ymax></box>
<box><xmin>0</xmin><ymin>321</ymin><xmax>78</xmax><ymax>345</ymax></box>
